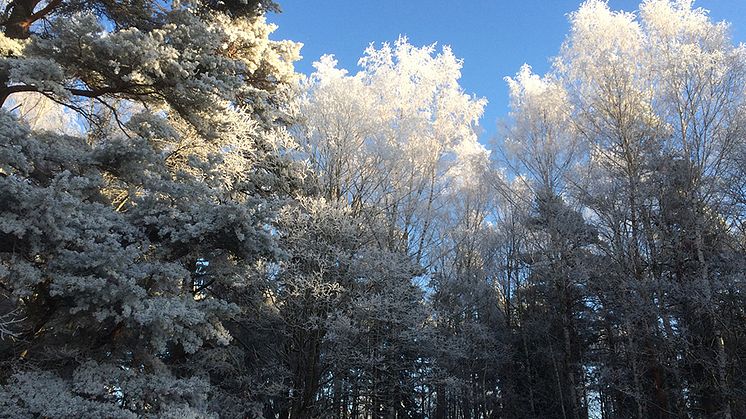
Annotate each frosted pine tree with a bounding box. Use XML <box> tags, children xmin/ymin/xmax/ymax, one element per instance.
<box><xmin>0</xmin><ymin>0</ymin><xmax>300</xmax><ymax>417</ymax></box>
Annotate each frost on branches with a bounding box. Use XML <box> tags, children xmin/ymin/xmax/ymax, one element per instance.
<box><xmin>0</xmin><ymin>0</ymin><xmax>300</xmax><ymax>417</ymax></box>
<box><xmin>297</xmin><ymin>37</ymin><xmax>490</xmax><ymax>263</ymax></box>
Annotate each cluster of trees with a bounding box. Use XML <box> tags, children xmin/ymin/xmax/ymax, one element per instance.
<box><xmin>1</xmin><ymin>0</ymin><xmax>745</xmax><ymax>417</ymax></box>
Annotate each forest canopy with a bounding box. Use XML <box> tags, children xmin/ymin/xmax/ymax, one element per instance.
<box><xmin>1</xmin><ymin>0</ymin><xmax>746</xmax><ymax>418</ymax></box>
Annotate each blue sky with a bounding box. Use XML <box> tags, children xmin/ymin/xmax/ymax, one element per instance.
<box><xmin>269</xmin><ymin>1</ymin><xmax>746</xmax><ymax>143</ymax></box>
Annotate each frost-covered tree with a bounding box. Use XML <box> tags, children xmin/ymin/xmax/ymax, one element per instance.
<box><xmin>503</xmin><ymin>1</ymin><xmax>746</xmax><ymax>417</ymax></box>
<box><xmin>297</xmin><ymin>37</ymin><xmax>489</xmax><ymax>264</ymax></box>
<box><xmin>296</xmin><ymin>39</ymin><xmax>503</xmax><ymax>418</ymax></box>
<box><xmin>324</xmin><ymin>248</ymin><xmax>429</xmax><ymax>419</ymax></box>
<box><xmin>245</xmin><ymin>196</ymin><xmax>431</xmax><ymax>419</ymax></box>
<box><xmin>0</xmin><ymin>0</ymin><xmax>301</xmax><ymax>416</ymax></box>
<box><xmin>503</xmin><ymin>64</ymin><xmax>580</xmax><ymax>197</ymax></box>
<box><xmin>273</xmin><ymin>198</ymin><xmax>368</xmax><ymax>418</ymax></box>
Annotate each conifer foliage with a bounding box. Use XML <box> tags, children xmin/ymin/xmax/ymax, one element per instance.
<box><xmin>0</xmin><ymin>0</ymin><xmax>300</xmax><ymax>416</ymax></box>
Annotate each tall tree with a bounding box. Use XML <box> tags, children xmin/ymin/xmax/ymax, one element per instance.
<box><xmin>297</xmin><ymin>38</ymin><xmax>488</xmax><ymax>264</ymax></box>
<box><xmin>0</xmin><ymin>0</ymin><xmax>301</xmax><ymax>416</ymax></box>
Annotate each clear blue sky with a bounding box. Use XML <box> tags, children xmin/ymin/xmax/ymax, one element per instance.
<box><xmin>269</xmin><ymin>1</ymin><xmax>746</xmax><ymax>143</ymax></box>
